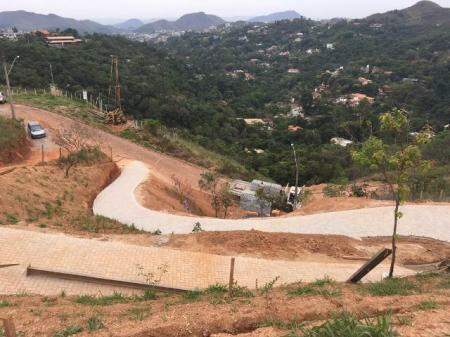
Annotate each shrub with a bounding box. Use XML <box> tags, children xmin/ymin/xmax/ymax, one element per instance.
<box><xmin>53</xmin><ymin>325</ymin><xmax>83</xmax><ymax>337</ymax></box>
<box><xmin>86</xmin><ymin>316</ymin><xmax>104</xmax><ymax>332</ymax></box>
<box><xmin>5</xmin><ymin>213</ymin><xmax>18</xmax><ymax>224</ymax></box>
<box><xmin>183</xmin><ymin>289</ymin><xmax>203</xmax><ymax>301</ymax></box>
<box><xmin>0</xmin><ymin>300</ymin><xmax>11</xmax><ymax>307</ymax></box>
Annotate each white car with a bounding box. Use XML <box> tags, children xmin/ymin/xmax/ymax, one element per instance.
<box><xmin>27</xmin><ymin>121</ymin><xmax>46</xmax><ymax>139</ymax></box>
<box><xmin>0</xmin><ymin>92</ymin><xmax>6</xmax><ymax>104</ymax></box>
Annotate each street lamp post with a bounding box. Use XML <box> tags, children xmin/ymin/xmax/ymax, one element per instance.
<box><xmin>2</xmin><ymin>55</ymin><xmax>19</xmax><ymax>119</ymax></box>
<box><xmin>291</xmin><ymin>143</ymin><xmax>299</xmax><ymax>210</ymax></box>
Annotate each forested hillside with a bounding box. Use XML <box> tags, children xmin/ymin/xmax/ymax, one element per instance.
<box><xmin>1</xmin><ymin>1</ymin><xmax>449</xmax><ymax>186</ymax></box>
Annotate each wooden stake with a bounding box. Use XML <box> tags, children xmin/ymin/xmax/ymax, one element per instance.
<box><xmin>228</xmin><ymin>257</ymin><xmax>235</xmax><ymax>298</ymax></box>
<box><xmin>2</xmin><ymin>318</ymin><xmax>16</xmax><ymax>337</ymax></box>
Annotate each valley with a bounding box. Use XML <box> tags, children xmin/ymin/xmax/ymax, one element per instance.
<box><xmin>0</xmin><ymin>1</ymin><xmax>449</xmax><ymax>336</ymax></box>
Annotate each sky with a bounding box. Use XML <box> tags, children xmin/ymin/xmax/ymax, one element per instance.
<box><xmin>3</xmin><ymin>0</ymin><xmax>450</xmax><ymax>22</ymax></box>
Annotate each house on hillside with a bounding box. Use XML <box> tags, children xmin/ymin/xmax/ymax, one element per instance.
<box><xmin>358</xmin><ymin>77</ymin><xmax>372</xmax><ymax>86</ymax></box>
<box><xmin>239</xmin><ymin>118</ymin><xmax>267</xmax><ymax>126</ymax></box>
<box><xmin>331</xmin><ymin>137</ymin><xmax>353</xmax><ymax>147</ymax></box>
<box><xmin>45</xmin><ymin>36</ymin><xmax>82</xmax><ymax>47</ymax></box>
<box><xmin>336</xmin><ymin>93</ymin><xmax>374</xmax><ymax>107</ymax></box>
<box><xmin>288</xmin><ymin>68</ymin><xmax>300</xmax><ymax>74</ymax></box>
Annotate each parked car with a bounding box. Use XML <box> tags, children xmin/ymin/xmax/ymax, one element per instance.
<box><xmin>27</xmin><ymin>121</ymin><xmax>46</xmax><ymax>139</ymax></box>
<box><xmin>0</xmin><ymin>92</ymin><xmax>6</xmax><ymax>104</ymax></box>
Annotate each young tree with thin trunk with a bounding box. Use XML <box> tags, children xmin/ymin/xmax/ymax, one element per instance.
<box><xmin>352</xmin><ymin>109</ymin><xmax>431</xmax><ymax>278</ymax></box>
<box><xmin>220</xmin><ymin>183</ymin><xmax>234</xmax><ymax>218</ymax></box>
<box><xmin>199</xmin><ymin>171</ymin><xmax>221</xmax><ymax>217</ymax></box>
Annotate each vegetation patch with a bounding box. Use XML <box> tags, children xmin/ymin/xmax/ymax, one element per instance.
<box><xmin>53</xmin><ymin>325</ymin><xmax>83</xmax><ymax>337</ymax></box>
<box><xmin>363</xmin><ymin>278</ymin><xmax>419</xmax><ymax>297</ymax></box>
<box><xmin>288</xmin><ymin>278</ymin><xmax>341</xmax><ymax>298</ymax></box>
<box><xmin>289</xmin><ymin>313</ymin><xmax>395</xmax><ymax>337</ymax></box>
<box><xmin>416</xmin><ymin>300</ymin><xmax>439</xmax><ymax>311</ymax></box>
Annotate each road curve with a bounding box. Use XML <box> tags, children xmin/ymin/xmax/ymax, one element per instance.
<box><xmin>94</xmin><ymin>161</ymin><xmax>450</xmax><ymax>241</ymax></box>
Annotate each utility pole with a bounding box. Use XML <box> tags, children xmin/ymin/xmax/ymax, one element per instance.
<box><xmin>2</xmin><ymin>55</ymin><xmax>17</xmax><ymax>119</ymax></box>
<box><xmin>112</xmin><ymin>55</ymin><xmax>121</xmax><ymax>110</ymax></box>
<box><xmin>291</xmin><ymin>143</ymin><xmax>299</xmax><ymax>210</ymax></box>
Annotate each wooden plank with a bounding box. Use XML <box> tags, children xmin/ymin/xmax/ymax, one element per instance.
<box><xmin>347</xmin><ymin>248</ymin><xmax>392</xmax><ymax>283</ymax></box>
<box><xmin>26</xmin><ymin>266</ymin><xmax>188</xmax><ymax>293</ymax></box>
<box><xmin>228</xmin><ymin>257</ymin><xmax>235</xmax><ymax>297</ymax></box>
<box><xmin>0</xmin><ymin>264</ymin><xmax>19</xmax><ymax>269</ymax></box>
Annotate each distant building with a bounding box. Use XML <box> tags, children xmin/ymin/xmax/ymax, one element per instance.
<box><xmin>331</xmin><ymin>137</ymin><xmax>353</xmax><ymax>147</ymax></box>
<box><xmin>336</xmin><ymin>93</ymin><xmax>374</xmax><ymax>107</ymax></box>
<box><xmin>326</xmin><ymin>43</ymin><xmax>335</xmax><ymax>50</ymax></box>
<box><xmin>45</xmin><ymin>36</ymin><xmax>82</xmax><ymax>47</ymax></box>
<box><xmin>288</xmin><ymin>125</ymin><xmax>302</xmax><ymax>132</ymax></box>
<box><xmin>240</xmin><ymin>118</ymin><xmax>267</xmax><ymax>126</ymax></box>
<box><xmin>358</xmin><ymin>77</ymin><xmax>372</xmax><ymax>86</ymax></box>
<box><xmin>287</xmin><ymin>68</ymin><xmax>300</xmax><ymax>74</ymax></box>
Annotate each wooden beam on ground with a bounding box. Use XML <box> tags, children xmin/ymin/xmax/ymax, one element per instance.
<box><xmin>0</xmin><ymin>264</ymin><xmax>19</xmax><ymax>269</ymax></box>
<box><xmin>26</xmin><ymin>265</ymin><xmax>188</xmax><ymax>294</ymax></box>
<box><xmin>347</xmin><ymin>248</ymin><xmax>392</xmax><ymax>283</ymax></box>
<box><xmin>228</xmin><ymin>257</ymin><xmax>235</xmax><ymax>298</ymax></box>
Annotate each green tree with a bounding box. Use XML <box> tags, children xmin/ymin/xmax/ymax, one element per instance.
<box><xmin>219</xmin><ymin>183</ymin><xmax>234</xmax><ymax>219</ymax></box>
<box><xmin>352</xmin><ymin>109</ymin><xmax>431</xmax><ymax>278</ymax></box>
<box><xmin>199</xmin><ymin>171</ymin><xmax>221</xmax><ymax>217</ymax></box>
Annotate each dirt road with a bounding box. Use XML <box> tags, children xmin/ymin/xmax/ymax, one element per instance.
<box><xmin>0</xmin><ymin>104</ymin><xmax>204</xmax><ymax>186</ymax></box>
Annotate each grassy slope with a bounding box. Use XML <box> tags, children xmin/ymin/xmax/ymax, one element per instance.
<box><xmin>13</xmin><ymin>91</ymin><xmax>260</xmax><ymax>180</ymax></box>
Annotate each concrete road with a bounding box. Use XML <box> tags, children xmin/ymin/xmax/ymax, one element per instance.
<box><xmin>94</xmin><ymin>161</ymin><xmax>450</xmax><ymax>241</ymax></box>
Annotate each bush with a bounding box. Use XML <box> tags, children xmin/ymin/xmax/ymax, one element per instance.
<box><xmin>53</xmin><ymin>325</ymin><xmax>83</xmax><ymax>337</ymax></box>
<box><xmin>86</xmin><ymin>316</ymin><xmax>104</xmax><ymax>332</ymax></box>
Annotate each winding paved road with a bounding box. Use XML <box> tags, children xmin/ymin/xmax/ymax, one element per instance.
<box><xmin>94</xmin><ymin>161</ymin><xmax>450</xmax><ymax>241</ymax></box>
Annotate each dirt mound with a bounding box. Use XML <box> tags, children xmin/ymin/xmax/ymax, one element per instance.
<box><xmin>160</xmin><ymin>231</ymin><xmax>450</xmax><ymax>265</ymax></box>
<box><xmin>0</xmin><ymin>160</ymin><xmax>131</xmax><ymax>235</ymax></box>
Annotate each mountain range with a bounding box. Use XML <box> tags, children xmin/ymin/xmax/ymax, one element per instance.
<box><xmin>366</xmin><ymin>0</ymin><xmax>450</xmax><ymax>26</ymax></box>
<box><xmin>135</xmin><ymin>12</ymin><xmax>226</xmax><ymax>33</ymax></box>
<box><xmin>0</xmin><ymin>10</ymin><xmax>119</xmax><ymax>34</ymax></box>
<box><xmin>249</xmin><ymin>10</ymin><xmax>302</xmax><ymax>23</ymax></box>
<box><xmin>0</xmin><ymin>1</ymin><xmax>448</xmax><ymax>35</ymax></box>
<box><xmin>114</xmin><ymin>18</ymin><xmax>144</xmax><ymax>30</ymax></box>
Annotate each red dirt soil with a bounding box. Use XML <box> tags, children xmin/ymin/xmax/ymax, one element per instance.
<box><xmin>1</xmin><ymin>275</ymin><xmax>448</xmax><ymax>337</ymax></box>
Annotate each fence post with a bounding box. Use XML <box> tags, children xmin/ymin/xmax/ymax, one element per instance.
<box><xmin>41</xmin><ymin>144</ymin><xmax>44</xmax><ymax>164</ymax></box>
<box><xmin>228</xmin><ymin>257</ymin><xmax>235</xmax><ymax>298</ymax></box>
<box><xmin>2</xmin><ymin>318</ymin><xmax>16</xmax><ymax>337</ymax></box>
<box><xmin>59</xmin><ymin>147</ymin><xmax>62</xmax><ymax>160</ymax></box>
